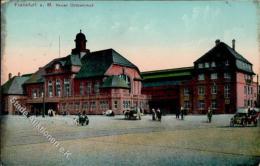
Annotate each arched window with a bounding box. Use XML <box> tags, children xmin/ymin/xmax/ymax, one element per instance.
<box><xmin>119</xmin><ymin>74</ymin><xmax>131</xmax><ymax>92</ymax></box>
<box><xmin>64</xmin><ymin>79</ymin><xmax>71</xmax><ymax>97</ymax></box>
<box><xmin>48</xmin><ymin>80</ymin><xmax>53</xmax><ymax>97</ymax></box>
<box><xmin>56</xmin><ymin>80</ymin><xmax>61</xmax><ymax>97</ymax></box>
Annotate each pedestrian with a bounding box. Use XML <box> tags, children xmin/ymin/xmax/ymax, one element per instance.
<box><xmin>156</xmin><ymin>108</ymin><xmax>162</xmax><ymax>121</ymax></box>
<box><xmin>207</xmin><ymin>107</ymin><xmax>212</xmax><ymax>123</ymax></box>
<box><xmin>152</xmin><ymin>108</ymin><xmax>156</xmax><ymax>120</ymax></box>
<box><xmin>180</xmin><ymin>106</ymin><xmax>184</xmax><ymax>120</ymax></box>
<box><xmin>176</xmin><ymin>108</ymin><xmax>180</xmax><ymax>119</ymax></box>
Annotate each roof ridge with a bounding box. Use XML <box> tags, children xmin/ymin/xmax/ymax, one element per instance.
<box><xmin>142</xmin><ymin>66</ymin><xmax>194</xmax><ymax>74</ymax></box>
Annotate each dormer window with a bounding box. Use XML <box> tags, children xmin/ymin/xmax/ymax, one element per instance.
<box><xmin>205</xmin><ymin>62</ymin><xmax>209</xmax><ymax>68</ymax></box>
<box><xmin>211</xmin><ymin>61</ymin><xmax>216</xmax><ymax>67</ymax></box>
<box><xmin>198</xmin><ymin>63</ymin><xmax>203</xmax><ymax>69</ymax></box>
<box><xmin>225</xmin><ymin>60</ymin><xmax>229</xmax><ymax>66</ymax></box>
<box><xmin>55</xmin><ymin>64</ymin><xmax>60</xmax><ymax>70</ymax></box>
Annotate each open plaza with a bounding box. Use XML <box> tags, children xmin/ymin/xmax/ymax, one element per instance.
<box><xmin>1</xmin><ymin>114</ymin><xmax>259</xmax><ymax>166</ymax></box>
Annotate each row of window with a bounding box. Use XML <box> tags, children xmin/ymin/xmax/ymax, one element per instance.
<box><xmin>198</xmin><ymin>72</ymin><xmax>231</xmax><ymax>81</ymax></box>
<box><xmin>79</xmin><ymin>82</ymin><xmax>100</xmax><ymax>96</ymax></box>
<box><xmin>184</xmin><ymin>85</ymin><xmax>231</xmax><ymax>98</ymax></box>
<box><xmin>236</xmin><ymin>60</ymin><xmax>251</xmax><ymax>71</ymax></box>
<box><xmin>60</xmin><ymin>100</ymin><xmax>148</xmax><ymax>111</ymax></box>
<box><xmin>48</xmin><ymin>79</ymin><xmax>71</xmax><ymax>97</ymax></box>
<box><xmin>244</xmin><ymin>86</ymin><xmax>254</xmax><ymax>95</ymax></box>
<box><xmin>62</xmin><ymin>101</ymin><xmax>108</xmax><ymax>110</ymax></box>
<box><xmin>46</xmin><ymin>79</ymin><xmax>101</xmax><ymax>97</ymax></box>
<box><xmin>198</xmin><ymin>60</ymin><xmax>229</xmax><ymax>69</ymax></box>
<box><xmin>244</xmin><ymin>99</ymin><xmax>256</xmax><ymax>108</ymax></box>
<box><xmin>183</xmin><ymin>100</ymin><xmax>218</xmax><ymax>109</ymax></box>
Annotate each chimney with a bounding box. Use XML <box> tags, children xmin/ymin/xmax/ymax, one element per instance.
<box><xmin>8</xmin><ymin>73</ymin><xmax>12</xmax><ymax>80</ymax></box>
<box><xmin>215</xmin><ymin>39</ymin><xmax>220</xmax><ymax>46</ymax></box>
<box><xmin>18</xmin><ymin>72</ymin><xmax>21</xmax><ymax>77</ymax></box>
<box><xmin>232</xmin><ymin>39</ymin><xmax>235</xmax><ymax>50</ymax></box>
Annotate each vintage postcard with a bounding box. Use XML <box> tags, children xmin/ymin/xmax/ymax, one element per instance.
<box><xmin>1</xmin><ymin>1</ymin><xmax>260</xmax><ymax>165</ymax></box>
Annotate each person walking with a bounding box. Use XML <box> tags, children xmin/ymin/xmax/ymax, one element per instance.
<box><xmin>176</xmin><ymin>108</ymin><xmax>180</xmax><ymax>119</ymax></box>
<box><xmin>207</xmin><ymin>107</ymin><xmax>212</xmax><ymax>123</ymax></box>
<box><xmin>152</xmin><ymin>108</ymin><xmax>156</xmax><ymax>120</ymax></box>
<box><xmin>180</xmin><ymin>106</ymin><xmax>184</xmax><ymax>120</ymax></box>
<box><xmin>137</xmin><ymin>107</ymin><xmax>141</xmax><ymax>120</ymax></box>
<box><xmin>156</xmin><ymin>108</ymin><xmax>162</xmax><ymax>121</ymax></box>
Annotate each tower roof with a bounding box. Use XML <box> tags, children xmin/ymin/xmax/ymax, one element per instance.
<box><xmin>75</xmin><ymin>29</ymin><xmax>86</xmax><ymax>41</ymax></box>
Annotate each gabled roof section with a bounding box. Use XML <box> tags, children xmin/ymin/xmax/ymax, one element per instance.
<box><xmin>101</xmin><ymin>75</ymin><xmax>130</xmax><ymax>89</ymax></box>
<box><xmin>141</xmin><ymin>67</ymin><xmax>193</xmax><ymax>80</ymax></box>
<box><xmin>195</xmin><ymin>42</ymin><xmax>251</xmax><ymax>64</ymax></box>
<box><xmin>76</xmin><ymin>49</ymin><xmax>138</xmax><ymax>79</ymax></box>
<box><xmin>24</xmin><ymin>67</ymin><xmax>45</xmax><ymax>84</ymax></box>
<box><xmin>194</xmin><ymin>41</ymin><xmax>254</xmax><ymax>74</ymax></box>
<box><xmin>2</xmin><ymin>75</ymin><xmax>31</xmax><ymax>95</ymax></box>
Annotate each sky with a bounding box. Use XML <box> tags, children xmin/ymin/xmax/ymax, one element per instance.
<box><xmin>1</xmin><ymin>1</ymin><xmax>260</xmax><ymax>84</ymax></box>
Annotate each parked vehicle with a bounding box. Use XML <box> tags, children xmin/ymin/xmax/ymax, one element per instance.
<box><xmin>230</xmin><ymin>108</ymin><xmax>259</xmax><ymax>127</ymax></box>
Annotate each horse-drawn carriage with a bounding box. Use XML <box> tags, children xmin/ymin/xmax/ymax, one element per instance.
<box><xmin>77</xmin><ymin>115</ymin><xmax>89</xmax><ymax>126</ymax></box>
<box><xmin>124</xmin><ymin>108</ymin><xmax>141</xmax><ymax>120</ymax></box>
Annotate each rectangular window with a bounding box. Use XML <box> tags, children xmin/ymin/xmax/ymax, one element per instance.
<box><xmin>74</xmin><ymin>102</ymin><xmax>80</xmax><ymax>110</ymax></box>
<box><xmin>80</xmin><ymin>82</ymin><xmax>84</xmax><ymax>96</ymax></box>
<box><xmin>244</xmin><ymin>86</ymin><xmax>247</xmax><ymax>94</ymax></box>
<box><xmin>184</xmin><ymin>88</ymin><xmax>189</xmax><ymax>96</ymax></box>
<box><xmin>198</xmin><ymin>86</ymin><xmax>205</xmax><ymax>96</ymax></box>
<box><xmin>90</xmin><ymin>101</ymin><xmax>96</xmax><ymax>109</ymax></box>
<box><xmin>198</xmin><ymin>100</ymin><xmax>205</xmax><ymax>110</ymax></box>
<box><xmin>224</xmin><ymin>84</ymin><xmax>230</xmax><ymax>98</ymax></box>
<box><xmin>82</xmin><ymin>102</ymin><xmax>88</xmax><ymax>110</ymax></box>
<box><xmin>210</xmin><ymin>73</ymin><xmax>218</xmax><ymax>80</ymax></box>
<box><xmin>250</xmin><ymin>87</ymin><xmax>253</xmax><ymax>95</ymax></box>
<box><xmin>211</xmin><ymin>100</ymin><xmax>217</xmax><ymax>109</ymax></box>
<box><xmin>94</xmin><ymin>82</ymin><xmax>100</xmax><ymax>94</ymax></box>
<box><xmin>211</xmin><ymin>61</ymin><xmax>216</xmax><ymax>67</ymax></box>
<box><xmin>198</xmin><ymin>63</ymin><xmax>203</xmax><ymax>69</ymax></box>
<box><xmin>211</xmin><ymin>85</ymin><xmax>217</xmax><ymax>94</ymax></box>
<box><xmin>100</xmin><ymin>101</ymin><xmax>108</xmax><ymax>109</ymax></box>
<box><xmin>32</xmin><ymin>89</ymin><xmax>37</xmax><ymax>98</ymax></box>
<box><xmin>205</xmin><ymin>62</ymin><xmax>209</xmax><ymax>68</ymax></box>
<box><xmin>244</xmin><ymin>99</ymin><xmax>247</xmax><ymax>107</ymax></box>
<box><xmin>224</xmin><ymin>73</ymin><xmax>231</xmax><ymax>79</ymax></box>
<box><xmin>87</xmin><ymin>82</ymin><xmax>92</xmax><ymax>95</ymax></box>
<box><xmin>184</xmin><ymin>101</ymin><xmax>190</xmax><ymax>109</ymax></box>
<box><xmin>198</xmin><ymin>74</ymin><xmax>205</xmax><ymax>81</ymax></box>
<box><xmin>114</xmin><ymin>101</ymin><xmax>118</xmax><ymax>109</ymax></box>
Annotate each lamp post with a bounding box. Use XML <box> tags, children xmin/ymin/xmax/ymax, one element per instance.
<box><xmin>42</xmin><ymin>83</ymin><xmax>45</xmax><ymax>118</ymax></box>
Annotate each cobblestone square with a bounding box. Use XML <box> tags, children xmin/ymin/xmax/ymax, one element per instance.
<box><xmin>1</xmin><ymin>114</ymin><xmax>260</xmax><ymax>166</ymax></box>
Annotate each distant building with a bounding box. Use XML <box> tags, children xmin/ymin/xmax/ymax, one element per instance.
<box><xmin>142</xmin><ymin>39</ymin><xmax>258</xmax><ymax>114</ymax></box>
<box><xmin>1</xmin><ymin>31</ymin><xmax>149</xmax><ymax>115</ymax></box>
<box><xmin>1</xmin><ymin>36</ymin><xmax>258</xmax><ymax>115</ymax></box>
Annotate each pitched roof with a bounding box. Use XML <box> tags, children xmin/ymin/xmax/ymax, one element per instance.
<box><xmin>195</xmin><ymin>42</ymin><xmax>251</xmax><ymax>64</ymax></box>
<box><xmin>101</xmin><ymin>75</ymin><xmax>130</xmax><ymax>89</ymax></box>
<box><xmin>76</xmin><ymin>49</ymin><xmax>138</xmax><ymax>78</ymax></box>
<box><xmin>65</xmin><ymin>54</ymin><xmax>82</xmax><ymax>66</ymax></box>
<box><xmin>2</xmin><ymin>75</ymin><xmax>31</xmax><ymax>95</ymax></box>
<box><xmin>24</xmin><ymin>66</ymin><xmax>45</xmax><ymax>84</ymax></box>
<box><xmin>141</xmin><ymin>67</ymin><xmax>193</xmax><ymax>80</ymax></box>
